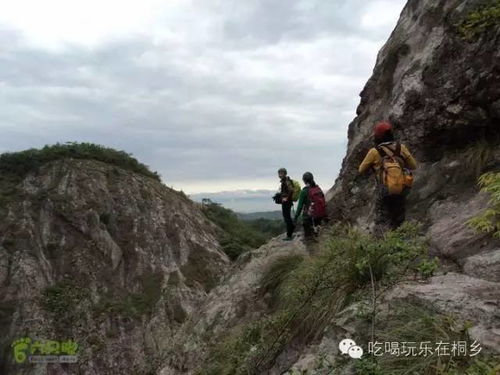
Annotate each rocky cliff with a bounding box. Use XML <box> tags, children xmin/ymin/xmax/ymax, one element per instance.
<box><xmin>1</xmin><ymin>0</ymin><xmax>500</xmax><ymax>374</ymax></box>
<box><xmin>0</xmin><ymin>157</ymin><xmax>229</xmax><ymax>374</ymax></box>
<box><xmin>328</xmin><ymin>0</ymin><xmax>500</xmax><ymax>228</ymax></box>
<box><xmin>157</xmin><ymin>0</ymin><xmax>500</xmax><ymax>373</ymax></box>
<box><xmin>325</xmin><ymin>0</ymin><xmax>500</xmax><ymax>364</ymax></box>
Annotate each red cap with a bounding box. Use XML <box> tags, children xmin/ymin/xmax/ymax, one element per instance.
<box><xmin>373</xmin><ymin>121</ymin><xmax>392</xmax><ymax>138</ymax></box>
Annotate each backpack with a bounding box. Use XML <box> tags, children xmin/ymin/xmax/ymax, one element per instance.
<box><xmin>291</xmin><ymin>180</ymin><xmax>301</xmax><ymax>202</ymax></box>
<box><xmin>375</xmin><ymin>142</ymin><xmax>411</xmax><ymax>195</ymax></box>
<box><xmin>306</xmin><ymin>186</ymin><xmax>327</xmax><ymax>219</ymax></box>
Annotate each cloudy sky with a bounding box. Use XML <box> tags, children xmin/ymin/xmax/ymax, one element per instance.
<box><xmin>0</xmin><ymin>0</ymin><xmax>406</xmax><ymax>211</ymax></box>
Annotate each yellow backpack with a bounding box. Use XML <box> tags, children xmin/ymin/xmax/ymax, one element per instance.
<box><xmin>376</xmin><ymin>143</ymin><xmax>412</xmax><ymax>195</ymax></box>
<box><xmin>291</xmin><ymin>180</ymin><xmax>301</xmax><ymax>201</ymax></box>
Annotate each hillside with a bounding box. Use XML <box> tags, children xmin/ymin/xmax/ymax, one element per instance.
<box><xmin>237</xmin><ymin>211</ymin><xmax>283</xmax><ymax>221</ymax></box>
<box><xmin>1</xmin><ymin>0</ymin><xmax>500</xmax><ymax>374</ymax></box>
<box><xmin>325</xmin><ymin>0</ymin><xmax>500</xmax><ymax>358</ymax></box>
<box><xmin>0</xmin><ymin>145</ymin><xmax>230</xmax><ymax>374</ymax></box>
<box><xmin>157</xmin><ymin>0</ymin><xmax>500</xmax><ymax>373</ymax></box>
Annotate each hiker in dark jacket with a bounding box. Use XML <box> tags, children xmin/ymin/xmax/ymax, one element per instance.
<box><xmin>278</xmin><ymin>168</ymin><xmax>295</xmax><ymax>241</ymax></box>
<box><xmin>294</xmin><ymin>172</ymin><xmax>327</xmax><ymax>240</ymax></box>
<box><xmin>358</xmin><ymin>121</ymin><xmax>417</xmax><ymax>235</ymax></box>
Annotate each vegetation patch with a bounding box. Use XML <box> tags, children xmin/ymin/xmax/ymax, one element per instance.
<box><xmin>468</xmin><ymin>171</ymin><xmax>500</xmax><ymax>237</ymax></box>
<box><xmin>355</xmin><ymin>302</ymin><xmax>499</xmax><ymax>375</ymax></box>
<box><xmin>94</xmin><ymin>273</ymin><xmax>163</xmax><ymax>319</ymax></box>
<box><xmin>180</xmin><ymin>246</ymin><xmax>220</xmax><ymax>292</ymax></box>
<box><xmin>201</xmin><ymin>199</ymin><xmax>282</xmax><ymax>260</ymax></box>
<box><xmin>200</xmin><ymin>222</ymin><xmax>434</xmax><ymax>374</ymax></box>
<box><xmin>0</xmin><ymin>142</ymin><xmax>162</xmax><ymax>210</ymax></box>
<box><xmin>458</xmin><ymin>0</ymin><xmax>500</xmax><ymax>40</ymax></box>
<box><xmin>459</xmin><ymin>139</ymin><xmax>495</xmax><ymax>179</ymax></box>
<box><xmin>0</xmin><ymin>142</ymin><xmax>160</xmax><ymax>181</ymax></box>
<box><xmin>245</xmin><ymin>218</ymin><xmax>286</xmax><ymax>238</ymax></box>
<box><xmin>259</xmin><ymin>254</ymin><xmax>305</xmax><ymax>308</ymax></box>
<box><xmin>41</xmin><ymin>279</ymin><xmax>91</xmax><ymax>331</ymax></box>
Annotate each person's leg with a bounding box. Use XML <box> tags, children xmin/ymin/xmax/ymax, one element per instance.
<box><xmin>303</xmin><ymin>216</ymin><xmax>314</xmax><ymax>239</ymax></box>
<box><xmin>282</xmin><ymin>201</ymin><xmax>295</xmax><ymax>238</ymax></box>
<box><xmin>374</xmin><ymin>187</ymin><xmax>391</xmax><ymax>237</ymax></box>
<box><xmin>313</xmin><ymin>217</ymin><xmax>323</xmax><ymax>236</ymax></box>
<box><xmin>389</xmin><ymin>195</ymin><xmax>406</xmax><ymax>229</ymax></box>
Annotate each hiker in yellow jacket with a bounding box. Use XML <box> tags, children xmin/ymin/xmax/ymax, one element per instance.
<box><xmin>358</xmin><ymin>121</ymin><xmax>417</xmax><ymax>235</ymax></box>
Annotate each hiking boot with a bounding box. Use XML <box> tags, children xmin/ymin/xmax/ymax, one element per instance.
<box><xmin>282</xmin><ymin>236</ymin><xmax>294</xmax><ymax>241</ymax></box>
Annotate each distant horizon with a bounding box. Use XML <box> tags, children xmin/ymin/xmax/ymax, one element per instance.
<box><xmin>190</xmin><ymin>189</ymin><xmax>280</xmax><ymax>213</ymax></box>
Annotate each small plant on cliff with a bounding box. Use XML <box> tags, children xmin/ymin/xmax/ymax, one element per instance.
<box><xmin>458</xmin><ymin>0</ymin><xmax>500</xmax><ymax>40</ymax></box>
<box><xmin>461</xmin><ymin>139</ymin><xmax>494</xmax><ymax>179</ymax></box>
<box><xmin>93</xmin><ymin>273</ymin><xmax>163</xmax><ymax>319</ymax></box>
<box><xmin>259</xmin><ymin>254</ymin><xmax>305</xmax><ymax>308</ymax></box>
<box><xmin>41</xmin><ymin>279</ymin><xmax>90</xmax><ymax>332</ymax></box>
<box><xmin>467</xmin><ymin>171</ymin><xmax>500</xmax><ymax>238</ymax></box>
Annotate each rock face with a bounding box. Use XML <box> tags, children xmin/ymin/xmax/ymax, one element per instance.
<box><xmin>155</xmin><ymin>1</ymin><xmax>500</xmax><ymax>371</ymax></box>
<box><xmin>159</xmin><ymin>235</ymin><xmax>308</xmax><ymax>375</ymax></box>
<box><xmin>325</xmin><ymin>0</ymin><xmax>500</xmax><ymax>359</ymax></box>
<box><xmin>0</xmin><ymin>159</ymin><xmax>229</xmax><ymax>374</ymax></box>
<box><xmin>328</xmin><ymin>0</ymin><xmax>500</xmax><ymax>229</ymax></box>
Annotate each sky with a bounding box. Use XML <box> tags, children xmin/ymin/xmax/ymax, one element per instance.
<box><xmin>0</xmin><ymin>0</ymin><xmax>406</xmax><ymax>212</ymax></box>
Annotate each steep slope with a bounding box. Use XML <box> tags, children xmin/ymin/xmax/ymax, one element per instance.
<box><xmin>159</xmin><ymin>235</ymin><xmax>309</xmax><ymax>375</ymax></box>
<box><xmin>325</xmin><ymin>0</ymin><xmax>500</xmax><ymax>362</ymax></box>
<box><xmin>0</xmin><ymin>157</ymin><xmax>229</xmax><ymax>374</ymax></box>
<box><xmin>155</xmin><ymin>1</ymin><xmax>500</xmax><ymax>374</ymax></box>
<box><xmin>328</xmin><ymin>0</ymin><xmax>500</xmax><ymax>230</ymax></box>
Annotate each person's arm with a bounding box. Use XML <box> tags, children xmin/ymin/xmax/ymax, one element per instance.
<box><xmin>358</xmin><ymin>148</ymin><xmax>377</xmax><ymax>174</ymax></box>
<box><xmin>401</xmin><ymin>145</ymin><xmax>417</xmax><ymax>170</ymax></box>
<box><xmin>294</xmin><ymin>188</ymin><xmax>308</xmax><ymax>221</ymax></box>
<box><xmin>280</xmin><ymin>180</ymin><xmax>288</xmax><ymax>202</ymax></box>
<box><xmin>282</xmin><ymin>179</ymin><xmax>293</xmax><ymax>202</ymax></box>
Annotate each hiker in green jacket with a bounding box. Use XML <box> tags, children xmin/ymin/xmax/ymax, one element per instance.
<box><xmin>294</xmin><ymin>172</ymin><xmax>327</xmax><ymax>240</ymax></box>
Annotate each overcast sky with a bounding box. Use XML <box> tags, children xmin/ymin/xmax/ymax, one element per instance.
<box><xmin>0</xmin><ymin>0</ymin><xmax>406</xmax><ymax>210</ymax></box>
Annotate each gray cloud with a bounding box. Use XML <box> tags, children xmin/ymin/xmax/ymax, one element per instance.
<box><xmin>0</xmin><ymin>0</ymin><xmax>406</xmax><ymax>198</ymax></box>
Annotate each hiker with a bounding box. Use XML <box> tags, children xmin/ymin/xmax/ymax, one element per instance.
<box><xmin>276</xmin><ymin>168</ymin><xmax>296</xmax><ymax>241</ymax></box>
<box><xmin>293</xmin><ymin>172</ymin><xmax>327</xmax><ymax>241</ymax></box>
<box><xmin>358</xmin><ymin>121</ymin><xmax>417</xmax><ymax>235</ymax></box>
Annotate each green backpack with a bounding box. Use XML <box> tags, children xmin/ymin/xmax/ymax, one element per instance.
<box><xmin>291</xmin><ymin>180</ymin><xmax>301</xmax><ymax>201</ymax></box>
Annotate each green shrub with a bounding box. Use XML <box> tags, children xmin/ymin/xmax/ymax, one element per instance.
<box><xmin>460</xmin><ymin>140</ymin><xmax>494</xmax><ymax>179</ymax></box>
<box><xmin>201</xmin><ymin>222</ymin><xmax>431</xmax><ymax>374</ymax></box>
<box><xmin>202</xmin><ymin>322</ymin><xmax>264</xmax><ymax>375</ymax></box>
<box><xmin>201</xmin><ymin>199</ymin><xmax>271</xmax><ymax>260</ymax></box>
<box><xmin>94</xmin><ymin>273</ymin><xmax>163</xmax><ymax>319</ymax></box>
<box><xmin>446</xmin><ymin>357</ymin><xmax>500</xmax><ymax>375</ymax></box>
<box><xmin>260</xmin><ymin>254</ymin><xmax>305</xmax><ymax>308</ymax></box>
<box><xmin>41</xmin><ymin>279</ymin><xmax>90</xmax><ymax>331</ymax></box>
<box><xmin>458</xmin><ymin>0</ymin><xmax>500</xmax><ymax>40</ymax></box>
<box><xmin>356</xmin><ymin>302</ymin><xmax>498</xmax><ymax>375</ymax></box>
<box><xmin>246</xmin><ymin>218</ymin><xmax>286</xmax><ymax>238</ymax></box>
<box><xmin>417</xmin><ymin>256</ymin><xmax>440</xmax><ymax>278</ymax></box>
<box><xmin>467</xmin><ymin>172</ymin><xmax>500</xmax><ymax>238</ymax></box>
<box><xmin>0</xmin><ymin>142</ymin><xmax>161</xmax><ymax>181</ymax></box>
<box><xmin>0</xmin><ymin>142</ymin><xmax>162</xmax><ymax>209</ymax></box>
